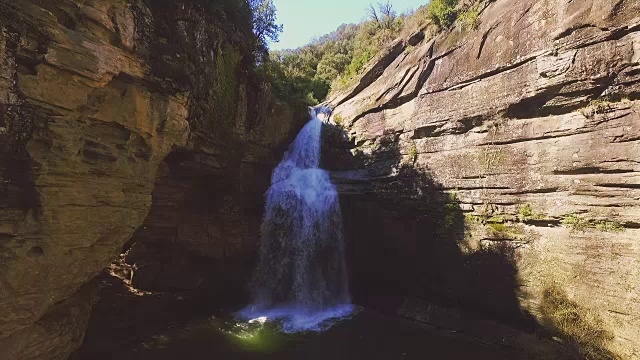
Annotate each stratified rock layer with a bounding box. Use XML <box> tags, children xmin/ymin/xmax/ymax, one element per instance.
<box><xmin>328</xmin><ymin>0</ymin><xmax>640</xmax><ymax>358</ymax></box>
<box><xmin>0</xmin><ymin>0</ymin><xmax>302</xmax><ymax>358</ymax></box>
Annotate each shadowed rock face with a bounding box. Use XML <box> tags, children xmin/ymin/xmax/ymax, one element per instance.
<box><xmin>327</xmin><ymin>0</ymin><xmax>640</xmax><ymax>358</ymax></box>
<box><xmin>0</xmin><ymin>0</ymin><xmax>303</xmax><ymax>358</ymax></box>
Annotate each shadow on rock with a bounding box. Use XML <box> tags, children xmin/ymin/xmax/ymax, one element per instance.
<box><xmin>320</xmin><ymin>122</ymin><xmax>581</xmax><ymax>358</ymax></box>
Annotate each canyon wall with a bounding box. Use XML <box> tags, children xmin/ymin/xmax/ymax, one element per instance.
<box><xmin>0</xmin><ymin>0</ymin><xmax>302</xmax><ymax>358</ymax></box>
<box><xmin>327</xmin><ymin>0</ymin><xmax>640</xmax><ymax>358</ymax></box>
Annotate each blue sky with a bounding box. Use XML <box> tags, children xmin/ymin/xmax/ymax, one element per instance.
<box><xmin>270</xmin><ymin>0</ymin><xmax>430</xmax><ymax>50</ymax></box>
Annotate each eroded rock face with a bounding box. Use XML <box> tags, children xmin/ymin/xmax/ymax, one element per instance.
<box><xmin>328</xmin><ymin>0</ymin><xmax>640</xmax><ymax>358</ymax></box>
<box><xmin>0</xmin><ymin>0</ymin><xmax>302</xmax><ymax>358</ymax></box>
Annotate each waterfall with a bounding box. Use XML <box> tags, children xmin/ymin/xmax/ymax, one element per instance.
<box><xmin>239</xmin><ymin>107</ymin><xmax>353</xmax><ymax>332</ymax></box>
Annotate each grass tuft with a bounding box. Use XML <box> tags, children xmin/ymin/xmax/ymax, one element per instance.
<box><xmin>407</xmin><ymin>141</ymin><xmax>418</xmax><ymax>165</ymax></box>
<box><xmin>458</xmin><ymin>9</ymin><xmax>480</xmax><ymax>30</ymax></box>
<box><xmin>540</xmin><ymin>285</ymin><xmax>615</xmax><ymax>360</ymax></box>
<box><xmin>561</xmin><ymin>214</ymin><xmax>624</xmax><ymax>233</ymax></box>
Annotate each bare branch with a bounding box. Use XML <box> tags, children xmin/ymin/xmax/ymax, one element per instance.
<box><xmin>367</xmin><ymin>3</ymin><xmax>379</xmax><ymax>23</ymax></box>
<box><xmin>378</xmin><ymin>1</ymin><xmax>394</xmax><ymax>18</ymax></box>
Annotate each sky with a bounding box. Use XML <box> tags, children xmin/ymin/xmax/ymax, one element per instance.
<box><xmin>270</xmin><ymin>0</ymin><xmax>429</xmax><ymax>50</ymax></box>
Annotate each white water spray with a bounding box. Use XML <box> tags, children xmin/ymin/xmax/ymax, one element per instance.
<box><xmin>239</xmin><ymin>107</ymin><xmax>353</xmax><ymax>332</ymax></box>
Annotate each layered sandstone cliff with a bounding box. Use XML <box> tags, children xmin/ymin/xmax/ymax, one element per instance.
<box><xmin>0</xmin><ymin>0</ymin><xmax>302</xmax><ymax>358</ymax></box>
<box><xmin>327</xmin><ymin>0</ymin><xmax>640</xmax><ymax>358</ymax></box>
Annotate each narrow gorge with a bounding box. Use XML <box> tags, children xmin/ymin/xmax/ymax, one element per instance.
<box><xmin>0</xmin><ymin>0</ymin><xmax>638</xmax><ymax>359</ymax></box>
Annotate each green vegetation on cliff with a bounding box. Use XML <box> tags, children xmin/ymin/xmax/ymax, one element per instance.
<box><xmin>250</xmin><ymin>0</ymin><xmax>284</xmax><ymax>47</ymax></box>
<box><xmin>561</xmin><ymin>214</ymin><xmax>625</xmax><ymax>233</ymax></box>
<box><xmin>428</xmin><ymin>0</ymin><xmax>459</xmax><ymax>29</ymax></box>
<box><xmin>258</xmin><ymin>0</ymin><xmax>462</xmax><ymax>105</ymax></box>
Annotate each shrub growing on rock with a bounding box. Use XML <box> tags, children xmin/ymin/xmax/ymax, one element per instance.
<box><xmin>428</xmin><ymin>0</ymin><xmax>459</xmax><ymax>29</ymax></box>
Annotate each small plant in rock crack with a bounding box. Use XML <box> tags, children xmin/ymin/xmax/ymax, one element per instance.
<box><xmin>562</xmin><ymin>214</ymin><xmax>592</xmax><ymax>232</ymax></box>
<box><xmin>407</xmin><ymin>141</ymin><xmax>418</xmax><ymax>165</ymax></box>
<box><xmin>487</xmin><ymin>221</ymin><xmax>525</xmax><ymax>238</ymax></box>
<box><xmin>518</xmin><ymin>203</ymin><xmax>546</xmax><ymax>222</ymax></box>
<box><xmin>580</xmin><ymin>98</ymin><xmax>613</xmax><ymax>119</ymax></box>
<box><xmin>333</xmin><ymin>113</ymin><xmax>344</xmax><ymax>127</ymax></box>
<box><xmin>458</xmin><ymin>9</ymin><xmax>480</xmax><ymax>31</ymax></box>
<box><xmin>561</xmin><ymin>214</ymin><xmax>625</xmax><ymax>233</ymax></box>
<box><xmin>404</xmin><ymin>44</ymin><xmax>415</xmax><ymax>54</ymax></box>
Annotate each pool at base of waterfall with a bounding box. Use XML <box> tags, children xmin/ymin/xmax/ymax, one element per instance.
<box><xmin>120</xmin><ymin>308</ymin><xmax>516</xmax><ymax>360</ymax></box>
<box><xmin>236</xmin><ymin>303</ymin><xmax>356</xmax><ymax>333</ymax></box>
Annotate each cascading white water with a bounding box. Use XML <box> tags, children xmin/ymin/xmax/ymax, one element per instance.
<box><xmin>238</xmin><ymin>108</ymin><xmax>353</xmax><ymax>332</ymax></box>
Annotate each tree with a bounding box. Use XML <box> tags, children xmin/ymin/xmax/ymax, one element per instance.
<box><xmin>377</xmin><ymin>1</ymin><xmax>397</xmax><ymax>30</ymax></box>
<box><xmin>317</xmin><ymin>52</ymin><xmax>351</xmax><ymax>81</ymax></box>
<box><xmin>367</xmin><ymin>3</ymin><xmax>380</xmax><ymax>24</ymax></box>
<box><xmin>428</xmin><ymin>0</ymin><xmax>459</xmax><ymax>29</ymax></box>
<box><xmin>366</xmin><ymin>2</ymin><xmax>399</xmax><ymax>30</ymax></box>
<box><xmin>378</xmin><ymin>1</ymin><xmax>395</xmax><ymax>19</ymax></box>
<box><xmin>249</xmin><ymin>0</ymin><xmax>284</xmax><ymax>46</ymax></box>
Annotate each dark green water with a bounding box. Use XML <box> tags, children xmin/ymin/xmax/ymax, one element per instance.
<box><xmin>72</xmin><ymin>275</ymin><xmax>521</xmax><ymax>360</ymax></box>
<box><xmin>113</xmin><ymin>309</ymin><xmax>515</xmax><ymax>360</ymax></box>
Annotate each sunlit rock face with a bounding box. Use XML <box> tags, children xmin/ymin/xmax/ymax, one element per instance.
<box><xmin>241</xmin><ymin>110</ymin><xmax>352</xmax><ymax>333</ymax></box>
<box><xmin>325</xmin><ymin>0</ymin><xmax>640</xmax><ymax>358</ymax></box>
<box><xmin>0</xmin><ymin>1</ymin><xmax>303</xmax><ymax>358</ymax></box>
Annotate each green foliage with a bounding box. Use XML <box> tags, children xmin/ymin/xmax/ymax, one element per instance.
<box><xmin>257</xmin><ymin>53</ymin><xmax>327</xmax><ymax>106</ymax></box>
<box><xmin>407</xmin><ymin>141</ymin><xmax>418</xmax><ymax>164</ymax></box>
<box><xmin>256</xmin><ymin>0</ymin><xmax>474</xmax><ymax>102</ymax></box>
<box><xmin>518</xmin><ymin>204</ymin><xmax>534</xmax><ymax>221</ymax></box>
<box><xmin>213</xmin><ymin>45</ymin><xmax>242</xmax><ymax>127</ymax></box>
<box><xmin>316</xmin><ymin>53</ymin><xmax>352</xmax><ymax>82</ymax></box>
<box><xmin>580</xmin><ymin>96</ymin><xmax>635</xmax><ymax>118</ymax></box>
<box><xmin>367</xmin><ymin>1</ymin><xmax>400</xmax><ymax>30</ymax></box>
<box><xmin>487</xmin><ymin>223</ymin><xmax>508</xmax><ymax>233</ymax></box>
<box><xmin>399</xmin><ymin>4</ymin><xmax>432</xmax><ymax>39</ymax></box>
<box><xmin>428</xmin><ymin>0</ymin><xmax>459</xmax><ymax>29</ymax></box>
<box><xmin>249</xmin><ymin>0</ymin><xmax>283</xmax><ymax>46</ymax></box>
<box><xmin>594</xmin><ymin>220</ymin><xmax>625</xmax><ymax>233</ymax></box>
<box><xmin>464</xmin><ymin>214</ymin><xmax>484</xmax><ymax>223</ymax></box>
<box><xmin>442</xmin><ymin>192</ymin><xmax>463</xmax><ymax>233</ymax></box>
<box><xmin>561</xmin><ymin>214</ymin><xmax>624</xmax><ymax>233</ymax></box>
<box><xmin>518</xmin><ymin>203</ymin><xmax>546</xmax><ymax>222</ymax></box>
<box><xmin>487</xmin><ymin>216</ymin><xmax>505</xmax><ymax>223</ymax></box>
<box><xmin>256</xmin><ymin>1</ymin><xmax>422</xmax><ymax>101</ymax></box>
<box><xmin>333</xmin><ymin>113</ymin><xmax>344</xmax><ymax>126</ymax></box>
<box><xmin>338</xmin><ymin>49</ymin><xmax>374</xmax><ymax>87</ymax></box>
<box><xmin>258</xmin><ymin>23</ymin><xmax>357</xmax><ymax>103</ymax></box>
<box><xmin>487</xmin><ymin>222</ymin><xmax>524</xmax><ymax>239</ymax></box>
<box><xmin>459</xmin><ymin>9</ymin><xmax>480</xmax><ymax>30</ymax></box>
<box><xmin>562</xmin><ymin>215</ymin><xmax>593</xmax><ymax>232</ymax></box>
<box><xmin>332</xmin><ymin>10</ymin><xmax>404</xmax><ymax>91</ymax></box>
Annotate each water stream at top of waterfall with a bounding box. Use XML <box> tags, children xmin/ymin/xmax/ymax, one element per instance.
<box><xmin>238</xmin><ymin>107</ymin><xmax>353</xmax><ymax>333</ymax></box>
